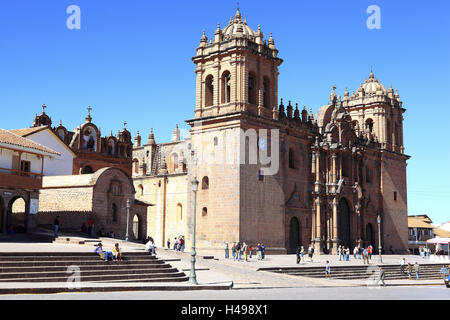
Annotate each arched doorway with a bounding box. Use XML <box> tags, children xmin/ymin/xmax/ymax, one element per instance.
<box><xmin>132</xmin><ymin>214</ymin><xmax>141</xmax><ymax>240</ymax></box>
<box><xmin>338</xmin><ymin>198</ymin><xmax>352</xmax><ymax>249</ymax></box>
<box><xmin>7</xmin><ymin>197</ymin><xmax>27</xmax><ymax>233</ymax></box>
<box><xmin>366</xmin><ymin>223</ymin><xmax>375</xmax><ymax>248</ymax></box>
<box><xmin>288</xmin><ymin>217</ymin><xmax>301</xmax><ymax>254</ymax></box>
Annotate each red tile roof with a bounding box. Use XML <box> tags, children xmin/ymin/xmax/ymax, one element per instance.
<box><xmin>0</xmin><ymin>128</ymin><xmax>60</xmax><ymax>155</ymax></box>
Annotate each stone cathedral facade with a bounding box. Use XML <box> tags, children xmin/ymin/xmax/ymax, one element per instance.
<box><xmin>133</xmin><ymin>9</ymin><xmax>410</xmax><ymax>254</ymax></box>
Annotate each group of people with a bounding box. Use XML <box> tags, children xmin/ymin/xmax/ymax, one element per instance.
<box><xmin>296</xmin><ymin>245</ymin><xmax>316</xmax><ymax>263</ymax></box>
<box><xmin>94</xmin><ymin>243</ymin><xmax>123</xmax><ymax>261</ymax></box>
<box><xmin>399</xmin><ymin>258</ymin><xmax>422</xmax><ymax>280</ymax></box>
<box><xmin>167</xmin><ymin>236</ymin><xmax>185</xmax><ymax>252</ymax></box>
<box><xmin>224</xmin><ymin>242</ymin><xmax>266</xmax><ymax>261</ymax></box>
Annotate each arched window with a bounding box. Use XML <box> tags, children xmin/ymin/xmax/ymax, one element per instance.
<box><xmin>171</xmin><ymin>153</ymin><xmax>179</xmax><ymax>173</ymax></box>
<box><xmin>248</xmin><ymin>72</ymin><xmax>256</xmax><ymax>105</ymax></box>
<box><xmin>81</xmin><ymin>166</ymin><xmax>94</xmax><ymax>174</ymax></box>
<box><xmin>263</xmin><ymin>77</ymin><xmax>270</xmax><ymax>108</ymax></box>
<box><xmin>202</xmin><ymin>207</ymin><xmax>208</xmax><ymax>217</ymax></box>
<box><xmin>289</xmin><ymin>148</ymin><xmax>295</xmax><ymax>169</ymax></box>
<box><xmin>205</xmin><ymin>75</ymin><xmax>214</xmax><ymax>107</ymax></box>
<box><xmin>133</xmin><ymin>159</ymin><xmax>139</xmax><ymax>174</ymax></box>
<box><xmin>222</xmin><ymin>71</ymin><xmax>231</xmax><ymax>103</ymax></box>
<box><xmin>365</xmin><ymin>118</ymin><xmax>374</xmax><ymax>133</ymax></box>
<box><xmin>107</xmin><ymin>140</ymin><xmax>115</xmax><ymax>155</ymax></box>
<box><xmin>137</xmin><ymin>184</ymin><xmax>144</xmax><ymax>196</ymax></box>
<box><xmin>202</xmin><ymin>176</ymin><xmax>209</xmax><ymax>190</ymax></box>
<box><xmin>177</xmin><ymin>203</ymin><xmax>183</xmax><ymax>221</ymax></box>
<box><xmin>112</xmin><ymin>203</ymin><xmax>118</xmax><ymax>222</ymax></box>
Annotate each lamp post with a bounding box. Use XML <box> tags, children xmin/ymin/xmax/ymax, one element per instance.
<box><xmin>126</xmin><ymin>199</ymin><xmax>130</xmax><ymax>241</ymax></box>
<box><xmin>377</xmin><ymin>214</ymin><xmax>383</xmax><ymax>263</ymax></box>
<box><xmin>189</xmin><ymin>177</ymin><xmax>199</xmax><ymax>285</ymax></box>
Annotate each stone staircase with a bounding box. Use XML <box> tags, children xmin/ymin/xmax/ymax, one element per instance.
<box><xmin>260</xmin><ymin>263</ymin><xmax>446</xmax><ymax>280</ymax></box>
<box><xmin>0</xmin><ymin>252</ymin><xmax>188</xmax><ymax>283</ymax></box>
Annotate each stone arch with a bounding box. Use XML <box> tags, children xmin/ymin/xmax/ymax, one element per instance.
<box><xmin>365</xmin><ymin>118</ymin><xmax>374</xmax><ymax>133</ymax></box>
<box><xmin>7</xmin><ymin>196</ymin><xmax>27</xmax><ymax>233</ymax></box>
<box><xmin>221</xmin><ymin>70</ymin><xmax>231</xmax><ymax>104</ymax></box>
<box><xmin>288</xmin><ymin>217</ymin><xmax>301</xmax><ymax>254</ymax></box>
<box><xmin>248</xmin><ymin>71</ymin><xmax>257</xmax><ymax>105</ymax></box>
<box><xmin>202</xmin><ymin>176</ymin><xmax>209</xmax><ymax>190</ymax></box>
<box><xmin>263</xmin><ymin>76</ymin><xmax>271</xmax><ymax>108</ymax></box>
<box><xmin>176</xmin><ymin>203</ymin><xmax>183</xmax><ymax>222</ymax></box>
<box><xmin>132</xmin><ymin>158</ymin><xmax>139</xmax><ymax>175</ymax></box>
<box><xmin>81</xmin><ymin>165</ymin><xmax>94</xmax><ymax>174</ymax></box>
<box><xmin>205</xmin><ymin>74</ymin><xmax>214</xmax><ymax>107</ymax></box>
<box><xmin>366</xmin><ymin>223</ymin><xmax>375</xmax><ymax>248</ymax></box>
<box><xmin>202</xmin><ymin>207</ymin><xmax>208</xmax><ymax>217</ymax></box>
<box><xmin>338</xmin><ymin>197</ymin><xmax>352</xmax><ymax>249</ymax></box>
<box><xmin>132</xmin><ymin>214</ymin><xmax>142</xmax><ymax>240</ymax></box>
<box><xmin>137</xmin><ymin>184</ymin><xmax>144</xmax><ymax>196</ymax></box>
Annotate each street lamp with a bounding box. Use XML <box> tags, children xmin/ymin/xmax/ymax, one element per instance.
<box><xmin>126</xmin><ymin>199</ymin><xmax>131</xmax><ymax>241</ymax></box>
<box><xmin>189</xmin><ymin>177</ymin><xmax>199</xmax><ymax>285</ymax></box>
<box><xmin>377</xmin><ymin>214</ymin><xmax>383</xmax><ymax>263</ymax></box>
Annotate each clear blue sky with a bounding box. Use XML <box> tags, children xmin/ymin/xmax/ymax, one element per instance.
<box><xmin>0</xmin><ymin>0</ymin><xmax>449</xmax><ymax>223</ymax></box>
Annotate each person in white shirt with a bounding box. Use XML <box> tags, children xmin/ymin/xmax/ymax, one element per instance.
<box><xmin>145</xmin><ymin>238</ymin><xmax>155</xmax><ymax>256</ymax></box>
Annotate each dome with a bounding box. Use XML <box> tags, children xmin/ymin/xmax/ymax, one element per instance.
<box><xmin>362</xmin><ymin>72</ymin><xmax>387</xmax><ymax>95</ymax></box>
<box><xmin>222</xmin><ymin>9</ymin><xmax>256</xmax><ymax>39</ymax></box>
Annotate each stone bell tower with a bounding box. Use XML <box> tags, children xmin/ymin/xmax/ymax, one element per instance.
<box><xmin>192</xmin><ymin>8</ymin><xmax>283</xmax><ymax>120</ymax></box>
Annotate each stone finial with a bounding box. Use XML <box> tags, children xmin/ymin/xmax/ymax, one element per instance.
<box><xmin>147</xmin><ymin>128</ymin><xmax>156</xmax><ymax>145</ymax></box>
<box><xmin>85</xmin><ymin>106</ymin><xmax>92</xmax><ymax>123</ymax></box>
<box><xmin>294</xmin><ymin>103</ymin><xmax>300</xmax><ymax>121</ymax></box>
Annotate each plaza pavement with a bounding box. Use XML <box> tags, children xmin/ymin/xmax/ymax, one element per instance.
<box><xmin>0</xmin><ymin>236</ymin><xmax>446</xmax><ymax>293</ymax></box>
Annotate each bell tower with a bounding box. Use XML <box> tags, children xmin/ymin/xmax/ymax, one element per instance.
<box><xmin>192</xmin><ymin>9</ymin><xmax>283</xmax><ymax>120</ymax></box>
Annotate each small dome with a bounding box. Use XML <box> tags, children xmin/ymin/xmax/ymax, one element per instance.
<box><xmin>222</xmin><ymin>9</ymin><xmax>256</xmax><ymax>39</ymax></box>
<box><xmin>362</xmin><ymin>71</ymin><xmax>387</xmax><ymax>95</ymax></box>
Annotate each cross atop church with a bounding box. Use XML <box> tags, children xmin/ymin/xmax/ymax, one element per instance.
<box><xmin>87</xmin><ymin>106</ymin><xmax>92</xmax><ymax>115</ymax></box>
<box><xmin>123</xmin><ymin>121</ymin><xmax>127</xmax><ymax>128</ymax></box>
<box><xmin>42</xmin><ymin>104</ymin><xmax>47</xmax><ymax>113</ymax></box>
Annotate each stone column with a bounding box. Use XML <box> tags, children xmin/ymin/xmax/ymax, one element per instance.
<box><xmin>331</xmin><ymin>197</ymin><xmax>338</xmax><ymax>254</ymax></box>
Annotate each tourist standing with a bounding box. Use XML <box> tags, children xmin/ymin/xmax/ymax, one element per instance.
<box><xmin>325</xmin><ymin>261</ymin><xmax>331</xmax><ymax>278</ymax></box>
<box><xmin>236</xmin><ymin>242</ymin><xmax>241</xmax><ymax>261</ymax></box>
<box><xmin>353</xmin><ymin>246</ymin><xmax>358</xmax><ymax>259</ymax></box>
<box><xmin>414</xmin><ymin>262</ymin><xmax>420</xmax><ymax>280</ymax></box>
<box><xmin>296</xmin><ymin>246</ymin><xmax>301</xmax><ymax>264</ymax></box>
<box><xmin>261</xmin><ymin>243</ymin><xmax>266</xmax><ymax>260</ymax></box>
<box><xmin>400</xmin><ymin>258</ymin><xmax>406</xmax><ymax>274</ymax></box>
<box><xmin>368</xmin><ymin>245</ymin><xmax>372</xmax><ymax>260</ymax></box>
<box><xmin>338</xmin><ymin>246</ymin><xmax>342</xmax><ymax>261</ymax></box>
<box><xmin>87</xmin><ymin>218</ymin><xmax>94</xmax><ymax>237</ymax></box>
<box><xmin>167</xmin><ymin>238</ymin><xmax>171</xmax><ymax>249</ymax></box>
<box><xmin>363</xmin><ymin>248</ymin><xmax>369</xmax><ymax>264</ymax></box>
<box><xmin>54</xmin><ymin>216</ymin><xmax>60</xmax><ymax>237</ymax></box>
<box><xmin>224</xmin><ymin>242</ymin><xmax>229</xmax><ymax>259</ymax></box>
<box><xmin>300</xmin><ymin>246</ymin><xmax>305</xmax><ymax>262</ymax></box>
<box><xmin>232</xmin><ymin>242</ymin><xmax>237</xmax><ymax>260</ymax></box>
<box><xmin>243</xmin><ymin>242</ymin><xmax>248</xmax><ymax>262</ymax></box>
<box><xmin>249</xmin><ymin>245</ymin><xmax>253</xmax><ymax>259</ymax></box>
<box><xmin>257</xmin><ymin>243</ymin><xmax>262</xmax><ymax>260</ymax></box>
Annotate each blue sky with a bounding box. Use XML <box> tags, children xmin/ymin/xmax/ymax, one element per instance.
<box><xmin>0</xmin><ymin>0</ymin><xmax>449</xmax><ymax>223</ymax></box>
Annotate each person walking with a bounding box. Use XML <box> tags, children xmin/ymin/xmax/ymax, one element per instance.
<box><xmin>325</xmin><ymin>261</ymin><xmax>331</xmax><ymax>279</ymax></box>
<box><xmin>338</xmin><ymin>246</ymin><xmax>342</xmax><ymax>261</ymax></box>
<box><xmin>257</xmin><ymin>243</ymin><xmax>262</xmax><ymax>260</ymax></box>
<box><xmin>406</xmin><ymin>263</ymin><xmax>413</xmax><ymax>279</ymax></box>
<box><xmin>296</xmin><ymin>246</ymin><xmax>301</xmax><ymax>264</ymax></box>
<box><xmin>376</xmin><ymin>266</ymin><xmax>386</xmax><ymax>287</ymax></box>
<box><xmin>414</xmin><ymin>262</ymin><xmax>420</xmax><ymax>280</ymax></box>
<box><xmin>300</xmin><ymin>246</ymin><xmax>305</xmax><ymax>262</ymax></box>
<box><xmin>249</xmin><ymin>245</ymin><xmax>253</xmax><ymax>259</ymax></box>
<box><xmin>236</xmin><ymin>242</ymin><xmax>242</xmax><ymax>261</ymax></box>
<box><xmin>399</xmin><ymin>258</ymin><xmax>406</xmax><ymax>274</ymax></box>
<box><xmin>224</xmin><ymin>242</ymin><xmax>229</xmax><ymax>259</ymax></box>
<box><xmin>353</xmin><ymin>246</ymin><xmax>358</xmax><ymax>260</ymax></box>
<box><xmin>243</xmin><ymin>242</ymin><xmax>248</xmax><ymax>262</ymax></box>
<box><xmin>363</xmin><ymin>248</ymin><xmax>369</xmax><ymax>264</ymax></box>
<box><xmin>54</xmin><ymin>216</ymin><xmax>60</xmax><ymax>237</ymax></box>
<box><xmin>261</xmin><ymin>243</ymin><xmax>266</xmax><ymax>260</ymax></box>
<box><xmin>368</xmin><ymin>245</ymin><xmax>373</xmax><ymax>260</ymax></box>
<box><xmin>232</xmin><ymin>242</ymin><xmax>237</xmax><ymax>260</ymax></box>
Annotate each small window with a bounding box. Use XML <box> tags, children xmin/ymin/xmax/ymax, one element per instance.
<box><xmin>202</xmin><ymin>176</ymin><xmax>209</xmax><ymax>190</ymax></box>
<box><xmin>177</xmin><ymin>203</ymin><xmax>183</xmax><ymax>221</ymax></box>
<box><xmin>394</xmin><ymin>191</ymin><xmax>397</xmax><ymax>201</ymax></box>
<box><xmin>202</xmin><ymin>207</ymin><xmax>208</xmax><ymax>217</ymax></box>
<box><xmin>20</xmin><ymin>160</ymin><xmax>31</xmax><ymax>175</ymax></box>
<box><xmin>112</xmin><ymin>203</ymin><xmax>118</xmax><ymax>222</ymax></box>
<box><xmin>289</xmin><ymin>148</ymin><xmax>295</xmax><ymax>169</ymax></box>
<box><xmin>214</xmin><ymin>137</ymin><xmax>218</xmax><ymax>146</ymax></box>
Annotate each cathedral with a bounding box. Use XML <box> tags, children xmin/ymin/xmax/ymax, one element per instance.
<box><xmin>133</xmin><ymin>9</ymin><xmax>410</xmax><ymax>254</ymax></box>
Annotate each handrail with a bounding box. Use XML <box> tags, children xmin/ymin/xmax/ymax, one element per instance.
<box><xmin>0</xmin><ymin>167</ymin><xmax>43</xmax><ymax>178</ymax></box>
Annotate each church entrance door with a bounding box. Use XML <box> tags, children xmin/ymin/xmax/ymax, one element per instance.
<box><xmin>288</xmin><ymin>217</ymin><xmax>301</xmax><ymax>254</ymax></box>
<box><xmin>338</xmin><ymin>198</ymin><xmax>352</xmax><ymax>249</ymax></box>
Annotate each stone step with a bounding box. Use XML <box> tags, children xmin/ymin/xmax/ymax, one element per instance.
<box><xmin>0</xmin><ymin>252</ymin><xmax>151</xmax><ymax>257</ymax></box>
<box><xmin>0</xmin><ymin>271</ymin><xmax>187</xmax><ymax>283</ymax></box>
<box><xmin>0</xmin><ymin>263</ymin><xmax>172</xmax><ymax>274</ymax></box>
<box><xmin>0</xmin><ymin>259</ymin><xmax>164</xmax><ymax>268</ymax></box>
